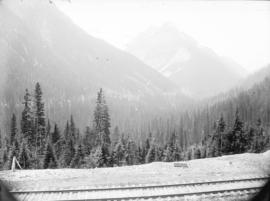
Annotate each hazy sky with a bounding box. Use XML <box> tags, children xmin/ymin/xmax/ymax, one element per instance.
<box><xmin>56</xmin><ymin>0</ymin><xmax>270</xmax><ymax>73</ymax></box>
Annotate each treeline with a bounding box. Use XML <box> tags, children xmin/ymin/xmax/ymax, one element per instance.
<box><xmin>0</xmin><ymin>83</ymin><xmax>112</xmax><ymax>169</ymax></box>
<box><xmin>138</xmin><ymin>77</ymin><xmax>270</xmax><ymax>153</ymax></box>
<box><xmin>0</xmin><ymin>80</ymin><xmax>270</xmax><ymax>170</ymax></box>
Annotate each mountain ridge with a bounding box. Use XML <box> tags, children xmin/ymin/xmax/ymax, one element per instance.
<box><xmin>0</xmin><ymin>0</ymin><xmax>187</xmax><ymax>132</ymax></box>
<box><xmin>126</xmin><ymin>23</ymin><xmax>248</xmax><ymax>99</ymax></box>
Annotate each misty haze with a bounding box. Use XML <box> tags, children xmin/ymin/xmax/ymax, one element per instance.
<box><xmin>0</xmin><ymin>0</ymin><xmax>270</xmax><ymax>201</ymax></box>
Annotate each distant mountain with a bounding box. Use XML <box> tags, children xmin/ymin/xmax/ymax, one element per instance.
<box><xmin>241</xmin><ymin>64</ymin><xmax>270</xmax><ymax>89</ymax></box>
<box><xmin>126</xmin><ymin>23</ymin><xmax>247</xmax><ymax>99</ymax></box>
<box><xmin>0</xmin><ymin>0</ymin><xmax>186</xmax><ymax>132</ymax></box>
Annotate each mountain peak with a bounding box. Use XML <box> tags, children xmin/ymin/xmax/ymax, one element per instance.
<box><xmin>126</xmin><ymin>24</ymin><xmax>245</xmax><ymax>99</ymax></box>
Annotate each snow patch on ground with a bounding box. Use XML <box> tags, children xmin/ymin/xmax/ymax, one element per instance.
<box><xmin>1</xmin><ymin>151</ymin><xmax>270</xmax><ymax>191</ymax></box>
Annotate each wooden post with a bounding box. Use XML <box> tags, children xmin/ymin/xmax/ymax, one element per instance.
<box><xmin>11</xmin><ymin>156</ymin><xmax>16</xmax><ymax>172</ymax></box>
<box><xmin>15</xmin><ymin>157</ymin><xmax>22</xmax><ymax>170</ymax></box>
<box><xmin>11</xmin><ymin>156</ymin><xmax>22</xmax><ymax>171</ymax></box>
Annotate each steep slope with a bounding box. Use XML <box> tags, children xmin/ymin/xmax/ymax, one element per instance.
<box><xmin>241</xmin><ymin>64</ymin><xmax>270</xmax><ymax>89</ymax></box>
<box><xmin>0</xmin><ymin>0</ymin><xmax>184</xmax><ymax>131</ymax></box>
<box><xmin>206</xmin><ymin>75</ymin><xmax>270</xmax><ymax>131</ymax></box>
<box><xmin>1</xmin><ymin>0</ymin><xmax>177</xmax><ymax>96</ymax></box>
<box><xmin>126</xmin><ymin>23</ymin><xmax>247</xmax><ymax>99</ymax></box>
<box><xmin>173</xmin><ymin>73</ymin><xmax>270</xmax><ymax>144</ymax></box>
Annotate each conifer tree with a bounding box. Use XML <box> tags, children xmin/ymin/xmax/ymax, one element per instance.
<box><xmin>186</xmin><ymin>148</ymin><xmax>192</xmax><ymax>160</ymax></box>
<box><xmin>64</xmin><ymin>121</ymin><xmax>70</xmax><ymax>141</ymax></box>
<box><xmin>70</xmin><ymin>143</ymin><xmax>85</xmax><ymax>168</ymax></box>
<box><xmin>172</xmin><ymin>145</ymin><xmax>182</xmax><ymax>161</ymax></box>
<box><xmin>208</xmin><ymin>115</ymin><xmax>226</xmax><ymax>157</ymax></box>
<box><xmin>10</xmin><ymin>114</ymin><xmax>17</xmax><ymax>146</ymax></box>
<box><xmin>61</xmin><ymin>138</ymin><xmax>75</xmax><ymax>167</ymax></box>
<box><xmin>18</xmin><ymin>141</ymin><xmax>31</xmax><ymax>169</ymax></box>
<box><xmin>112</xmin><ymin>136</ymin><xmax>126</xmax><ymax>166</ymax></box>
<box><xmin>217</xmin><ymin>115</ymin><xmax>226</xmax><ymax>155</ymax></box>
<box><xmin>194</xmin><ymin>146</ymin><xmax>201</xmax><ymax>159</ymax></box>
<box><xmin>231</xmin><ymin>109</ymin><xmax>246</xmax><ymax>153</ymax></box>
<box><xmin>46</xmin><ymin>119</ymin><xmax>51</xmax><ymax>139</ymax></box>
<box><xmin>145</xmin><ymin>133</ymin><xmax>152</xmax><ymax>151</ymax></box>
<box><xmin>163</xmin><ymin>131</ymin><xmax>177</xmax><ymax>162</ymax></box>
<box><xmin>21</xmin><ymin>89</ymin><xmax>33</xmax><ymax>147</ymax></box>
<box><xmin>34</xmin><ymin>82</ymin><xmax>46</xmax><ymax>155</ymax></box>
<box><xmin>111</xmin><ymin>126</ymin><xmax>120</xmax><ymax>146</ymax></box>
<box><xmin>142</xmin><ymin>133</ymin><xmax>152</xmax><ymax>162</ymax></box>
<box><xmin>264</xmin><ymin>134</ymin><xmax>270</xmax><ymax>151</ymax></box>
<box><xmin>43</xmin><ymin>143</ymin><xmax>57</xmax><ymax>169</ymax></box>
<box><xmin>136</xmin><ymin>146</ymin><xmax>144</xmax><ymax>164</ymax></box>
<box><xmin>93</xmin><ymin>88</ymin><xmax>111</xmax><ymax>166</ymax></box>
<box><xmin>0</xmin><ymin>129</ymin><xmax>2</xmax><ymax>149</ymax></box>
<box><xmin>253</xmin><ymin>118</ymin><xmax>265</xmax><ymax>153</ymax></box>
<box><xmin>154</xmin><ymin>146</ymin><xmax>163</xmax><ymax>161</ymax></box>
<box><xmin>51</xmin><ymin>124</ymin><xmax>61</xmax><ymax>145</ymax></box>
<box><xmin>0</xmin><ymin>148</ymin><xmax>8</xmax><ymax>169</ymax></box>
<box><xmin>54</xmin><ymin>138</ymin><xmax>64</xmax><ymax>160</ymax></box>
<box><xmin>246</xmin><ymin>127</ymin><xmax>255</xmax><ymax>152</ymax></box>
<box><xmin>70</xmin><ymin>115</ymin><xmax>76</xmax><ymax>143</ymax></box>
<box><xmin>126</xmin><ymin>139</ymin><xmax>137</xmax><ymax>165</ymax></box>
<box><xmin>200</xmin><ymin>145</ymin><xmax>207</xmax><ymax>158</ymax></box>
<box><xmin>91</xmin><ymin>146</ymin><xmax>104</xmax><ymax>168</ymax></box>
<box><xmin>82</xmin><ymin>155</ymin><xmax>96</xmax><ymax>168</ymax></box>
<box><xmin>163</xmin><ymin>145</ymin><xmax>173</xmax><ymax>162</ymax></box>
<box><xmin>13</xmin><ymin>138</ymin><xmax>20</xmax><ymax>157</ymax></box>
<box><xmin>93</xmin><ymin>88</ymin><xmax>111</xmax><ymax>147</ymax></box>
<box><xmin>83</xmin><ymin>126</ymin><xmax>95</xmax><ymax>155</ymax></box>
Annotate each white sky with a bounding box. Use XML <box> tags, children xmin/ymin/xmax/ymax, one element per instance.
<box><xmin>55</xmin><ymin>0</ymin><xmax>270</xmax><ymax>73</ymax></box>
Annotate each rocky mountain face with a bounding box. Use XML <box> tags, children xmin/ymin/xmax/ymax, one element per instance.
<box><xmin>126</xmin><ymin>23</ymin><xmax>247</xmax><ymax>99</ymax></box>
<box><xmin>0</xmin><ymin>0</ymin><xmax>187</xmax><ymax>132</ymax></box>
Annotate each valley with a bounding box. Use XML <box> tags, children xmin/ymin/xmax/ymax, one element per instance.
<box><xmin>0</xmin><ymin>1</ymin><xmax>270</xmax><ymax>200</ymax></box>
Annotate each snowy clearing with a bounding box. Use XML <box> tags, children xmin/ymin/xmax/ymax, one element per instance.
<box><xmin>1</xmin><ymin>151</ymin><xmax>270</xmax><ymax>191</ymax></box>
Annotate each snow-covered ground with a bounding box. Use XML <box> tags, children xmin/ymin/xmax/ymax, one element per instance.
<box><xmin>1</xmin><ymin>151</ymin><xmax>270</xmax><ymax>191</ymax></box>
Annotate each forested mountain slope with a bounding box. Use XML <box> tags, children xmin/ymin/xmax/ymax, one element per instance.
<box><xmin>180</xmin><ymin>76</ymin><xmax>270</xmax><ymax>145</ymax></box>
<box><xmin>117</xmin><ymin>74</ymin><xmax>270</xmax><ymax>150</ymax></box>
<box><xmin>0</xmin><ymin>0</ymin><xmax>186</xmax><ymax>132</ymax></box>
<box><xmin>241</xmin><ymin>64</ymin><xmax>270</xmax><ymax>89</ymax></box>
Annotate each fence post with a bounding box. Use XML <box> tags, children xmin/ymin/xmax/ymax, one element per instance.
<box><xmin>11</xmin><ymin>156</ymin><xmax>22</xmax><ymax>172</ymax></box>
<box><xmin>11</xmin><ymin>156</ymin><xmax>16</xmax><ymax>172</ymax></box>
<box><xmin>15</xmin><ymin>157</ymin><xmax>22</xmax><ymax>170</ymax></box>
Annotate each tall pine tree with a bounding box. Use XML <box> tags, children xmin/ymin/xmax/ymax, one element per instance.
<box><xmin>34</xmin><ymin>82</ymin><xmax>46</xmax><ymax>156</ymax></box>
<box><xmin>209</xmin><ymin>115</ymin><xmax>226</xmax><ymax>157</ymax></box>
<box><xmin>217</xmin><ymin>115</ymin><xmax>226</xmax><ymax>155</ymax></box>
<box><xmin>43</xmin><ymin>142</ymin><xmax>57</xmax><ymax>169</ymax></box>
<box><xmin>9</xmin><ymin>114</ymin><xmax>17</xmax><ymax>146</ymax></box>
<box><xmin>51</xmin><ymin>124</ymin><xmax>61</xmax><ymax>145</ymax></box>
<box><xmin>70</xmin><ymin>143</ymin><xmax>85</xmax><ymax>168</ymax></box>
<box><xmin>112</xmin><ymin>135</ymin><xmax>126</xmax><ymax>166</ymax></box>
<box><xmin>93</xmin><ymin>88</ymin><xmax>111</xmax><ymax>166</ymax></box>
<box><xmin>60</xmin><ymin>138</ymin><xmax>75</xmax><ymax>167</ymax></box>
<box><xmin>21</xmin><ymin>89</ymin><xmax>34</xmax><ymax>147</ymax></box>
<box><xmin>46</xmin><ymin>119</ymin><xmax>51</xmax><ymax>139</ymax></box>
<box><xmin>18</xmin><ymin>141</ymin><xmax>31</xmax><ymax>169</ymax></box>
<box><xmin>230</xmin><ymin>109</ymin><xmax>246</xmax><ymax>153</ymax></box>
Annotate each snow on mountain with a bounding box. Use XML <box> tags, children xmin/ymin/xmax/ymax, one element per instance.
<box><xmin>126</xmin><ymin>23</ymin><xmax>247</xmax><ymax>99</ymax></box>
